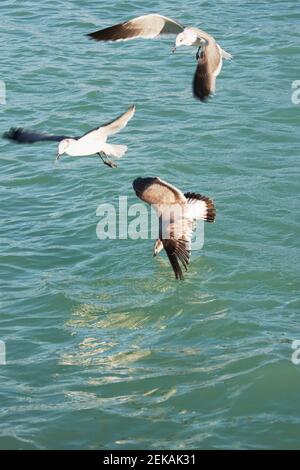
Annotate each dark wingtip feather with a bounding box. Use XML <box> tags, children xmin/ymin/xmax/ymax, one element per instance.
<box><xmin>86</xmin><ymin>23</ymin><xmax>139</xmax><ymax>42</ymax></box>
<box><xmin>3</xmin><ymin>127</ymin><xmax>74</xmax><ymax>144</ymax></box>
<box><xmin>86</xmin><ymin>32</ymin><xmax>95</xmax><ymax>40</ymax></box>
<box><xmin>193</xmin><ymin>79</ymin><xmax>210</xmax><ymax>102</ymax></box>
<box><xmin>193</xmin><ymin>80</ymin><xmax>209</xmax><ymax>102</ymax></box>
<box><xmin>163</xmin><ymin>238</ymin><xmax>190</xmax><ymax>280</ymax></box>
<box><xmin>184</xmin><ymin>192</ymin><xmax>216</xmax><ymax>223</ymax></box>
<box><xmin>87</xmin><ymin>31</ymin><xmax>107</xmax><ymax>41</ymax></box>
<box><xmin>193</xmin><ymin>53</ymin><xmax>212</xmax><ymax>102</ymax></box>
<box><xmin>3</xmin><ymin>128</ymin><xmax>29</xmax><ymax>143</ymax></box>
<box><xmin>166</xmin><ymin>251</ymin><xmax>184</xmax><ymax>280</ymax></box>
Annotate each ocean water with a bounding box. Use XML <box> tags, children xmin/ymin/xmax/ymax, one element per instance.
<box><xmin>1</xmin><ymin>0</ymin><xmax>300</xmax><ymax>450</ymax></box>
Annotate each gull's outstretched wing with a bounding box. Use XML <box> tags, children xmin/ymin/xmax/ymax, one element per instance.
<box><xmin>88</xmin><ymin>14</ymin><xmax>183</xmax><ymax>42</ymax></box>
<box><xmin>98</xmin><ymin>105</ymin><xmax>136</xmax><ymax>137</ymax></box>
<box><xmin>161</xmin><ymin>217</ymin><xmax>193</xmax><ymax>280</ymax></box>
<box><xmin>163</xmin><ymin>238</ymin><xmax>190</xmax><ymax>280</ymax></box>
<box><xmin>193</xmin><ymin>41</ymin><xmax>221</xmax><ymax>102</ymax></box>
<box><xmin>3</xmin><ymin>128</ymin><xmax>76</xmax><ymax>144</ymax></box>
<box><xmin>77</xmin><ymin>105</ymin><xmax>136</xmax><ymax>144</ymax></box>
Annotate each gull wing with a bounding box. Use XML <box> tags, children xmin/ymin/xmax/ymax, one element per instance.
<box><xmin>97</xmin><ymin>105</ymin><xmax>136</xmax><ymax>137</ymax></box>
<box><xmin>161</xmin><ymin>217</ymin><xmax>193</xmax><ymax>280</ymax></box>
<box><xmin>132</xmin><ymin>177</ymin><xmax>195</xmax><ymax>279</ymax></box>
<box><xmin>193</xmin><ymin>41</ymin><xmax>221</xmax><ymax>101</ymax></box>
<box><xmin>3</xmin><ymin>128</ymin><xmax>76</xmax><ymax>144</ymax></box>
<box><xmin>88</xmin><ymin>14</ymin><xmax>183</xmax><ymax>42</ymax></box>
<box><xmin>77</xmin><ymin>105</ymin><xmax>136</xmax><ymax>144</ymax></box>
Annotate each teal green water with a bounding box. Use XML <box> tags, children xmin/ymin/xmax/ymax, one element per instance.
<box><xmin>1</xmin><ymin>0</ymin><xmax>300</xmax><ymax>450</ymax></box>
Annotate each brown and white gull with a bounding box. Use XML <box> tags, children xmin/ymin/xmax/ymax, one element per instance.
<box><xmin>133</xmin><ymin>176</ymin><xmax>216</xmax><ymax>280</ymax></box>
<box><xmin>4</xmin><ymin>105</ymin><xmax>136</xmax><ymax>168</ymax></box>
<box><xmin>87</xmin><ymin>14</ymin><xmax>232</xmax><ymax>101</ymax></box>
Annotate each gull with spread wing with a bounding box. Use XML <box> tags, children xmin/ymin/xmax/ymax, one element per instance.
<box><xmin>133</xmin><ymin>176</ymin><xmax>216</xmax><ymax>280</ymax></box>
<box><xmin>87</xmin><ymin>14</ymin><xmax>232</xmax><ymax>101</ymax></box>
<box><xmin>4</xmin><ymin>105</ymin><xmax>136</xmax><ymax>168</ymax></box>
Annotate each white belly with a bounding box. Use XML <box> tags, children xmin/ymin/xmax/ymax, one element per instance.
<box><xmin>66</xmin><ymin>140</ymin><xmax>105</xmax><ymax>157</ymax></box>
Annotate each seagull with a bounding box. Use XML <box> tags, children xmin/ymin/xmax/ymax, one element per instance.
<box><xmin>4</xmin><ymin>105</ymin><xmax>136</xmax><ymax>168</ymax></box>
<box><xmin>133</xmin><ymin>177</ymin><xmax>216</xmax><ymax>280</ymax></box>
<box><xmin>87</xmin><ymin>14</ymin><xmax>232</xmax><ymax>101</ymax></box>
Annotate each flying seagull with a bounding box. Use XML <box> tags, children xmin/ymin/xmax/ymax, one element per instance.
<box><xmin>133</xmin><ymin>177</ymin><xmax>216</xmax><ymax>280</ymax></box>
<box><xmin>87</xmin><ymin>14</ymin><xmax>232</xmax><ymax>101</ymax></box>
<box><xmin>4</xmin><ymin>105</ymin><xmax>136</xmax><ymax>168</ymax></box>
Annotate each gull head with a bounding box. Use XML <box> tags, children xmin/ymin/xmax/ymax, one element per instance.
<box><xmin>56</xmin><ymin>138</ymin><xmax>73</xmax><ymax>160</ymax></box>
<box><xmin>132</xmin><ymin>177</ymin><xmax>158</xmax><ymax>197</ymax></box>
<box><xmin>153</xmin><ymin>239</ymin><xmax>163</xmax><ymax>257</ymax></box>
<box><xmin>173</xmin><ymin>29</ymin><xmax>199</xmax><ymax>52</ymax></box>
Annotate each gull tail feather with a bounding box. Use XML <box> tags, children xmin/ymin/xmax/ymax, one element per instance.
<box><xmin>221</xmin><ymin>48</ymin><xmax>232</xmax><ymax>60</ymax></box>
<box><xmin>102</xmin><ymin>143</ymin><xmax>128</xmax><ymax>158</ymax></box>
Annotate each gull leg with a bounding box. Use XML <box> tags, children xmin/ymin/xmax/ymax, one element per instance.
<box><xmin>98</xmin><ymin>152</ymin><xmax>117</xmax><ymax>169</ymax></box>
<box><xmin>196</xmin><ymin>46</ymin><xmax>201</xmax><ymax>61</ymax></box>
